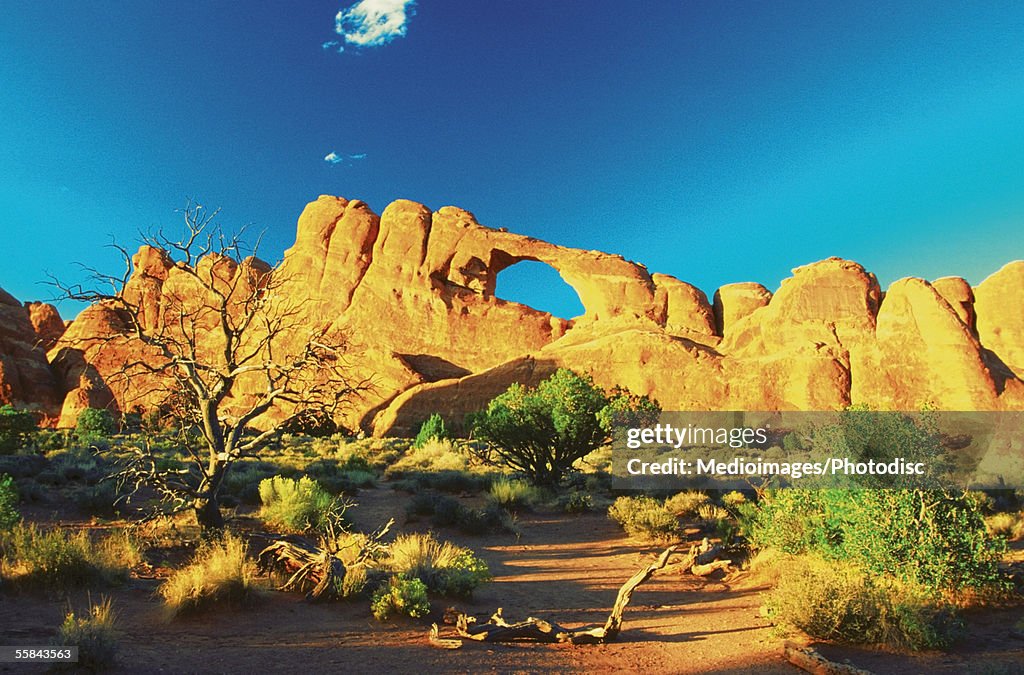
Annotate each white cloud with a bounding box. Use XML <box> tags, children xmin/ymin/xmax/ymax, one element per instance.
<box><xmin>334</xmin><ymin>0</ymin><xmax>416</xmax><ymax>48</ymax></box>
<box><xmin>324</xmin><ymin>151</ymin><xmax>367</xmax><ymax>166</ymax></box>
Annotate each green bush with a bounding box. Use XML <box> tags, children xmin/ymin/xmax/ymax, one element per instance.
<box><xmin>258</xmin><ymin>476</ymin><xmax>339</xmax><ymax>533</ymax></box>
<box><xmin>387</xmin><ymin>533</ymin><xmax>491</xmax><ymax>597</ymax></box>
<box><xmin>0</xmin><ymin>405</ymin><xmax>37</xmax><ymax>454</ymax></box>
<box><xmin>413</xmin><ymin>414</ymin><xmax>451</xmax><ymax>448</ymax></box>
<box><xmin>749</xmin><ymin>489</ymin><xmax>1004</xmax><ymax>592</ymax></box>
<box><xmin>764</xmin><ymin>555</ymin><xmax>959</xmax><ymax>650</ymax></box>
<box><xmin>76</xmin><ymin>408</ymin><xmax>117</xmax><ymax>437</ymax></box>
<box><xmin>371</xmin><ymin>575</ymin><xmax>430</xmax><ymax>620</ymax></box>
<box><xmin>561</xmin><ymin>490</ymin><xmax>593</xmax><ymax>513</ymax></box>
<box><xmin>55</xmin><ymin>596</ymin><xmax>118</xmax><ymax>671</ymax></box>
<box><xmin>0</xmin><ymin>525</ymin><xmax>140</xmax><ymax>590</ymax></box>
<box><xmin>608</xmin><ymin>496</ymin><xmax>679</xmax><ymax>541</ymax></box>
<box><xmin>0</xmin><ymin>474</ymin><xmax>19</xmax><ymax>530</ymax></box>
<box><xmin>470</xmin><ymin>369</ymin><xmax>660</xmax><ymax>485</ymax></box>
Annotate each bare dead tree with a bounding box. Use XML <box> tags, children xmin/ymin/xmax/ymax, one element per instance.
<box><xmin>51</xmin><ymin>200</ymin><xmax>369</xmax><ymax>531</ymax></box>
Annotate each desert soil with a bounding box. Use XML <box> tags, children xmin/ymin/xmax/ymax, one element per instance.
<box><xmin>1</xmin><ymin>486</ymin><xmax>1022</xmax><ymax>674</ymax></box>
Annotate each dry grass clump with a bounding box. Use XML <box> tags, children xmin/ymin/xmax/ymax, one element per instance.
<box><xmin>0</xmin><ymin>524</ymin><xmax>140</xmax><ymax>590</ymax></box>
<box><xmin>386</xmin><ymin>438</ymin><xmax>468</xmax><ymax>475</ymax></box>
<box><xmin>697</xmin><ymin>503</ymin><xmax>731</xmax><ymax>523</ymax></box>
<box><xmin>159</xmin><ymin>533</ymin><xmax>260</xmax><ymax>617</ymax></box>
<box><xmin>386</xmin><ymin>532</ymin><xmax>491</xmax><ymax>597</ymax></box>
<box><xmin>985</xmin><ymin>511</ymin><xmax>1024</xmax><ymax>541</ymax></box>
<box><xmin>663</xmin><ymin>490</ymin><xmax>710</xmax><ymax>517</ymax></box>
<box><xmin>487</xmin><ymin>476</ymin><xmax>539</xmax><ymax>510</ymax></box>
<box><xmin>55</xmin><ymin>596</ymin><xmax>118</xmax><ymax>671</ymax></box>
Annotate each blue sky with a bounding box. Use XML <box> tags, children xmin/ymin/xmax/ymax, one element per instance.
<box><xmin>2</xmin><ymin>1</ymin><xmax>1023</xmax><ymax>320</ymax></box>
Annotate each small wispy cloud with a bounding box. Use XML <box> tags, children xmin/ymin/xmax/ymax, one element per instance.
<box><xmin>329</xmin><ymin>0</ymin><xmax>416</xmax><ymax>53</ymax></box>
<box><xmin>324</xmin><ymin>151</ymin><xmax>367</xmax><ymax>166</ymax></box>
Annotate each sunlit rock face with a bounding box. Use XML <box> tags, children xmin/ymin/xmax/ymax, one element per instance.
<box><xmin>10</xmin><ymin>195</ymin><xmax>1021</xmax><ymax>432</ymax></box>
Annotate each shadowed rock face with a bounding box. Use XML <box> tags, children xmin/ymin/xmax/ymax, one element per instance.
<box><xmin>0</xmin><ymin>288</ymin><xmax>62</xmax><ymax>419</ymax></box>
<box><xmin>6</xmin><ymin>195</ymin><xmax>1021</xmax><ymax>432</ymax></box>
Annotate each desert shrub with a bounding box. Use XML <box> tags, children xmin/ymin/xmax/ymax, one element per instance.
<box><xmin>561</xmin><ymin>490</ymin><xmax>593</xmax><ymax>513</ymax></box>
<box><xmin>413</xmin><ymin>413</ymin><xmax>451</xmax><ymax>448</ymax></box>
<box><xmin>395</xmin><ymin>469</ymin><xmax>489</xmax><ymax>494</ymax></box>
<box><xmin>72</xmin><ymin>480</ymin><xmax>122</xmax><ymax>518</ymax></box>
<box><xmin>406</xmin><ymin>491</ymin><xmax>443</xmax><ymax>517</ymax></box>
<box><xmin>302</xmin><ymin>458</ymin><xmax>376</xmax><ymax>494</ymax></box>
<box><xmin>428</xmin><ymin>495</ymin><xmax>464</xmax><ymax>526</ymax></box>
<box><xmin>221</xmin><ymin>461</ymin><xmax>280</xmax><ymax>504</ymax></box>
<box><xmin>608</xmin><ymin>496</ymin><xmax>679</xmax><ymax>541</ymax></box>
<box><xmin>258</xmin><ymin>476</ymin><xmax>339</xmax><ymax>533</ymax></box>
<box><xmin>76</xmin><ymin>408</ymin><xmax>117</xmax><ymax>437</ymax></box>
<box><xmin>387</xmin><ymin>532</ymin><xmax>491</xmax><ymax>596</ymax></box>
<box><xmin>160</xmin><ymin>532</ymin><xmax>259</xmax><ymax>616</ymax></box>
<box><xmin>457</xmin><ymin>502</ymin><xmax>518</xmax><ymax>536</ymax></box>
<box><xmin>985</xmin><ymin>511</ymin><xmax>1024</xmax><ymax>541</ymax></box>
<box><xmin>55</xmin><ymin>596</ymin><xmax>118</xmax><ymax>671</ymax></box>
<box><xmin>722</xmin><ymin>491</ymin><xmax>748</xmax><ymax>508</ymax></box>
<box><xmin>371</xmin><ymin>575</ymin><xmax>430</xmax><ymax>620</ymax></box>
<box><xmin>764</xmin><ymin>555</ymin><xmax>958</xmax><ymax>650</ymax></box>
<box><xmin>0</xmin><ymin>405</ymin><xmax>37</xmax><ymax>454</ymax></box>
<box><xmin>13</xmin><ymin>477</ymin><xmax>45</xmax><ymax>504</ymax></box>
<box><xmin>664</xmin><ymin>490</ymin><xmax>710</xmax><ymax>517</ymax></box>
<box><xmin>0</xmin><ymin>474</ymin><xmax>19</xmax><ymax>530</ymax></box>
<box><xmin>781</xmin><ymin>431</ymin><xmax>804</xmax><ymax>453</ymax></box>
<box><xmin>749</xmin><ymin>489</ymin><xmax>1004</xmax><ymax>593</ymax></box>
<box><xmin>0</xmin><ymin>525</ymin><xmax>140</xmax><ymax>590</ymax></box>
<box><xmin>340</xmin><ymin>469</ymin><xmax>377</xmax><ymax>489</ymax></box>
<box><xmin>32</xmin><ymin>429</ymin><xmax>71</xmax><ymax>452</ymax></box>
<box><xmin>49</xmin><ymin>448</ymin><xmax>108</xmax><ymax>485</ymax></box>
<box><xmin>470</xmin><ymin>369</ymin><xmax>660</xmax><ymax>485</ymax></box>
<box><xmin>487</xmin><ymin>476</ymin><xmax>539</xmax><ymax>510</ymax></box>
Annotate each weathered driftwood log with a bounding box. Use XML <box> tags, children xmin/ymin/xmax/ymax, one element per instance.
<box><xmin>661</xmin><ymin>539</ymin><xmax>733</xmax><ymax>578</ymax></box>
<box><xmin>258</xmin><ymin>518</ymin><xmax>393</xmax><ymax>602</ymax></box>
<box><xmin>783</xmin><ymin>641</ymin><xmax>873</xmax><ymax>675</ymax></box>
<box><xmin>429</xmin><ymin>624</ymin><xmax>463</xmax><ymax>650</ymax></box>
<box><xmin>441</xmin><ymin>545</ymin><xmax>678</xmax><ymax>646</ymax></box>
<box><xmin>258</xmin><ymin>536</ymin><xmax>345</xmax><ymax>601</ymax></box>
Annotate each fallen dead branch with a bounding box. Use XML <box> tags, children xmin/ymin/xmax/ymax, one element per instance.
<box><xmin>433</xmin><ymin>545</ymin><xmax>679</xmax><ymax>646</ymax></box>
<box><xmin>258</xmin><ymin>517</ymin><xmax>393</xmax><ymax>601</ymax></box>
<box><xmin>783</xmin><ymin>641</ymin><xmax>873</xmax><ymax>675</ymax></box>
<box><xmin>663</xmin><ymin>539</ymin><xmax>733</xmax><ymax>577</ymax></box>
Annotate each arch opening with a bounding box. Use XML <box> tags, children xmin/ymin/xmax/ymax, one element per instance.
<box><xmin>494</xmin><ymin>259</ymin><xmax>585</xmax><ymax>320</ymax></box>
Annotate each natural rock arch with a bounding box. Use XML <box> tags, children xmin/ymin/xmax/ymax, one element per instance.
<box><xmin>493</xmin><ymin>258</ymin><xmax>585</xmax><ymax>320</ymax></box>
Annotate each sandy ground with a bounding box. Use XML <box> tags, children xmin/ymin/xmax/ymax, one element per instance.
<box><xmin>2</xmin><ymin>486</ymin><xmax>1022</xmax><ymax>674</ymax></box>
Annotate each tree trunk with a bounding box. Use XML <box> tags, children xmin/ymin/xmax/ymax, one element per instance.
<box><xmin>195</xmin><ymin>456</ymin><xmax>228</xmax><ymax>532</ymax></box>
<box><xmin>194</xmin><ymin>494</ymin><xmax>224</xmax><ymax>531</ymax></box>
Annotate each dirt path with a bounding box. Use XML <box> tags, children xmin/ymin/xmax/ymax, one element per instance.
<box><xmin>3</xmin><ymin>487</ymin><xmax>1021</xmax><ymax>673</ymax></box>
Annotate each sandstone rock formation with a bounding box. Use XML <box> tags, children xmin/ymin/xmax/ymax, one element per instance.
<box><xmin>5</xmin><ymin>195</ymin><xmax>1022</xmax><ymax>434</ymax></box>
<box><xmin>975</xmin><ymin>261</ymin><xmax>1024</xmax><ymax>380</ymax></box>
<box><xmin>0</xmin><ymin>288</ymin><xmax>62</xmax><ymax>419</ymax></box>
